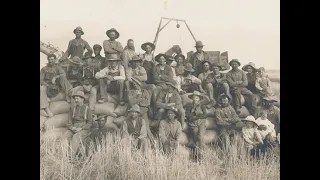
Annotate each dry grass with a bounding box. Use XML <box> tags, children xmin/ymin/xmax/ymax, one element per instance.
<box><xmin>40</xmin><ymin>133</ymin><xmax>280</xmax><ymax>180</ymax></box>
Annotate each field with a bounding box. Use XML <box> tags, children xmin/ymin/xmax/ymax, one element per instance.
<box><xmin>40</xmin><ymin>133</ymin><xmax>280</xmax><ymax>180</ymax></box>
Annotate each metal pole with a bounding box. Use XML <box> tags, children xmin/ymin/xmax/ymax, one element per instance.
<box><xmin>184</xmin><ymin>21</ymin><xmax>197</xmax><ymax>42</ymax></box>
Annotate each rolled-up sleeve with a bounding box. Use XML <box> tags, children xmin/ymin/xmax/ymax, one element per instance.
<box><xmin>113</xmin><ymin>65</ymin><xmax>126</xmax><ymax>80</ymax></box>
<box><xmin>95</xmin><ymin>67</ymin><xmax>108</xmax><ymax>79</ymax></box>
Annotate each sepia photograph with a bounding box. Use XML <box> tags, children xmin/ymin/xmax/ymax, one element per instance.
<box><xmin>40</xmin><ymin>0</ymin><xmax>280</xmax><ymax>179</ymax></box>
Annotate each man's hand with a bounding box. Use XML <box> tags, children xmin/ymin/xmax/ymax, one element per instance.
<box><xmin>75</xmin><ymin>127</ymin><xmax>82</xmax><ymax>133</ymax></box>
<box><xmin>168</xmin><ymin>103</ymin><xmax>175</xmax><ymax>107</ymax></box>
<box><xmin>51</xmin><ymin>77</ymin><xmax>56</xmax><ymax>84</ymax></box>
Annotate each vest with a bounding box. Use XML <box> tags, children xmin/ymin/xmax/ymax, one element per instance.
<box><xmin>125</xmin><ymin>117</ymin><xmax>143</xmax><ymax>138</ymax></box>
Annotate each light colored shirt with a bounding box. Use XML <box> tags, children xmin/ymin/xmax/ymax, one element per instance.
<box><xmin>159</xmin><ymin>119</ymin><xmax>182</xmax><ymax>144</ymax></box>
<box><xmin>95</xmin><ymin>64</ymin><xmax>126</xmax><ymax>80</ymax></box>
<box><xmin>226</xmin><ymin>69</ymin><xmax>248</xmax><ymax>88</ymax></box>
<box><xmin>242</xmin><ymin>127</ymin><xmax>263</xmax><ymax>145</ymax></box>
<box><xmin>126</xmin><ymin>66</ymin><xmax>147</xmax><ymax>82</ymax></box>
<box><xmin>122</xmin><ymin>48</ymin><xmax>137</xmax><ymax>68</ymax></box>
<box><xmin>256</xmin><ymin>117</ymin><xmax>276</xmax><ymax>139</ymax></box>
<box><xmin>103</xmin><ymin>40</ymin><xmax>123</xmax><ymax>55</ymax></box>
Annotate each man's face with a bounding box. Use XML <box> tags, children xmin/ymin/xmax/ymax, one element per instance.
<box><xmin>74</xmin><ymin>96</ymin><xmax>84</xmax><ymax>105</ymax></box>
<box><xmin>128</xmin><ymin>41</ymin><xmax>134</xmax><ymax>49</ymax></box>
<box><xmin>159</xmin><ymin>56</ymin><xmax>166</xmax><ymax>65</ymax></box>
<box><xmin>131</xmin><ymin>61</ymin><xmax>140</xmax><ymax>68</ymax></box>
<box><xmin>196</xmin><ymin>46</ymin><xmax>203</xmax><ymax>52</ymax></box>
<box><xmin>247</xmin><ymin>66</ymin><xmax>253</xmax><ymax>73</ymax></box>
<box><xmin>130</xmin><ymin>111</ymin><xmax>139</xmax><ymax>119</ymax></box>
<box><xmin>192</xmin><ymin>96</ymin><xmax>200</xmax><ymax>103</ymax></box>
<box><xmin>212</xmin><ymin>66</ymin><xmax>220</xmax><ymax>74</ymax></box>
<box><xmin>98</xmin><ymin>118</ymin><xmax>106</xmax><ymax>128</ymax></box>
<box><xmin>145</xmin><ymin>45</ymin><xmax>152</xmax><ymax>53</ymax></box>
<box><xmin>176</xmin><ymin>57</ymin><xmax>184</xmax><ymax>65</ymax></box>
<box><xmin>109</xmin><ymin>32</ymin><xmax>116</xmax><ymax>40</ymax></box>
<box><xmin>75</xmin><ymin>30</ymin><xmax>82</xmax><ymax>38</ymax></box>
<box><xmin>94</xmin><ymin>49</ymin><xmax>101</xmax><ymax>56</ymax></box>
<box><xmin>168</xmin><ymin>85</ymin><xmax>175</xmax><ymax>93</ymax></box>
<box><xmin>48</xmin><ymin>57</ymin><xmax>55</xmax><ymax>66</ymax></box>
<box><xmin>221</xmin><ymin>97</ymin><xmax>229</xmax><ymax>107</ymax></box>
<box><xmin>231</xmin><ymin>62</ymin><xmax>239</xmax><ymax>70</ymax></box>
<box><xmin>203</xmin><ymin>63</ymin><xmax>210</xmax><ymax>71</ymax></box>
<box><xmin>167</xmin><ymin>110</ymin><xmax>175</xmax><ymax>120</ymax></box>
<box><xmin>260</xmin><ymin>111</ymin><xmax>268</xmax><ymax>120</ymax></box>
<box><xmin>259</xmin><ymin>70</ymin><xmax>266</xmax><ymax>77</ymax></box>
<box><xmin>108</xmin><ymin>60</ymin><xmax>118</xmax><ymax>68</ymax></box>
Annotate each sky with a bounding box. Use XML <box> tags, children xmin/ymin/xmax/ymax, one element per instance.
<box><xmin>40</xmin><ymin>0</ymin><xmax>280</xmax><ymax>70</ymax></box>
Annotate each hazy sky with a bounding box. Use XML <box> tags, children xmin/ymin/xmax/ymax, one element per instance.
<box><xmin>40</xmin><ymin>0</ymin><xmax>280</xmax><ymax>70</ymax></box>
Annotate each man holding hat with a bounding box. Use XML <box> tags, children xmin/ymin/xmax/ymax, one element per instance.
<box><xmin>227</xmin><ymin>59</ymin><xmax>258</xmax><ymax>116</ymax></box>
<box><xmin>179</xmin><ymin>63</ymin><xmax>202</xmax><ymax>93</ymax></box>
<box><xmin>159</xmin><ymin>106</ymin><xmax>183</xmax><ymax>154</ymax></box>
<box><xmin>188</xmin><ymin>41</ymin><xmax>209</xmax><ymax>76</ymax></box>
<box><xmin>103</xmin><ymin>28</ymin><xmax>123</xmax><ymax>56</ymax></box>
<box><xmin>95</xmin><ymin>53</ymin><xmax>126</xmax><ymax>105</ymax></box>
<box><xmin>61</xmin><ymin>26</ymin><xmax>93</xmax><ymax>61</ymax></box>
<box><xmin>242</xmin><ymin>62</ymin><xmax>258</xmax><ymax>94</ymax></box>
<box><xmin>40</xmin><ymin>54</ymin><xmax>73</xmax><ymax>117</ymax></box>
<box><xmin>141</xmin><ymin>42</ymin><xmax>156</xmax><ymax>84</ymax></box>
<box><xmin>122</xmin><ymin>39</ymin><xmax>137</xmax><ymax>69</ymax></box>
<box><xmin>156</xmin><ymin>81</ymin><xmax>185</xmax><ymax>127</ymax></box>
<box><xmin>122</xmin><ymin>104</ymin><xmax>149</xmax><ymax>152</ymax></box>
<box><xmin>63</xmin><ymin>91</ymin><xmax>93</xmax><ymax>160</ymax></box>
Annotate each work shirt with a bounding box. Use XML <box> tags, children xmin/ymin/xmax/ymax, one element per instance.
<box><xmin>215</xmin><ymin>105</ymin><xmax>241</xmax><ymax>126</ymax></box>
<box><xmin>226</xmin><ymin>69</ymin><xmax>248</xmax><ymax>88</ymax></box>
<box><xmin>40</xmin><ymin>64</ymin><xmax>65</xmax><ymax>85</ymax></box>
<box><xmin>126</xmin><ymin>66</ymin><xmax>147</xmax><ymax>82</ymax></box>
<box><xmin>122</xmin><ymin>117</ymin><xmax>147</xmax><ymax>139</ymax></box>
<box><xmin>62</xmin><ymin>38</ymin><xmax>93</xmax><ymax>60</ymax></box>
<box><xmin>95</xmin><ymin>64</ymin><xmax>126</xmax><ymax>80</ymax></box>
<box><xmin>67</xmin><ymin>104</ymin><xmax>93</xmax><ymax>130</ymax></box>
<box><xmin>159</xmin><ymin>119</ymin><xmax>182</xmax><ymax>144</ymax></box>
<box><xmin>103</xmin><ymin>40</ymin><xmax>123</xmax><ymax>55</ymax></box>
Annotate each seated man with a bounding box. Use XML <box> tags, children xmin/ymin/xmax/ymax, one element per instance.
<box><xmin>66</xmin><ymin>56</ymin><xmax>84</xmax><ymax>88</ymax></box>
<box><xmin>63</xmin><ymin>91</ymin><xmax>92</xmax><ymax>160</ymax></box>
<box><xmin>156</xmin><ymin>81</ymin><xmax>185</xmax><ymax>127</ymax></box>
<box><xmin>40</xmin><ymin>54</ymin><xmax>73</xmax><ymax>117</ymax></box>
<box><xmin>215</xmin><ymin>94</ymin><xmax>244</xmax><ymax>150</ymax></box>
<box><xmin>121</xmin><ymin>105</ymin><xmax>149</xmax><ymax>152</ymax></box>
<box><xmin>179</xmin><ymin>63</ymin><xmax>202</xmax><ymax>94</ymax></box>
<box><xmin>198</xmin><ymin>61</ymin><xmax>215</xmax><ymax>107</ymax></box>
<box><xmin>95</xmin><ymin>54</ymin><xmax>126</xmax><ymax>105</ymax></box>
<box><xmin>166</xmin><ymin>56</ymin><xmax>177</xmax><ymax>82</ymax></box>
<box><xmin>88</xmin><ymin>114</ymin><xmax>107</xmax><ymax>152</ymax></box>
<box><xmin>226</xmin><ymin>59</ymin><xmax>257</xmax><ymax>116</ymax></box>
<box><xmin>174</xmin><ymin>54</ymin><xmax>186</xmax><ymax>76</ymax></box>
<box><xmin>159</xmin><ymin>107</ymin><xmax>182</xmax><ymax>154</ymax></box>
<box><xmin>256</xmin><ymin>97</ymin><xmax>280</xmax><ymax>135</ymax></box>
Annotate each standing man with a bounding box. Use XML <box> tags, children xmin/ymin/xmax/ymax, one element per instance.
<box><xmin>188</xmin><ymin>41</ymin><xmax>209</xmax><ymax>76</ymax></box>
<box><xmin>63</xmin><ymin>91</ymin><xmax>93</xmax><ymax>160</ymax></box>
<box><xmin>122</xmin><ymin>39</ymin><xmax>137</xmax><ymax>69</ymax></box>
<box><xmin>40</xmin><ymin>54</ymin><xmax>73</xmax><ymax>117</ymax></box>
<box><xmin>103</xmin><ymin>28</ymin><xmax>123</xmax><ymax>56</ymax></box>
<box><xmin>61</xmin><ymin>26</ymin><xmax>93</xmax><ymax>61</ymax></box>
<box><xmin>141</xmin><ymin>42</ymin><xmax>156</xmax><ymax>84</ymax></box>
<box><xmin>95</xmin><ymin>54</ymin><xmax>126</xmax><ymax>105</ymax></box>
<box><xmin>226</xmin><ymin>59</ymin><xmax>258</xmax><ymax>116</ymax></box>
<box><xmin>91</xmin><ymin>44</ymin><xmax>105</xmax><ymax>70</ymax></box>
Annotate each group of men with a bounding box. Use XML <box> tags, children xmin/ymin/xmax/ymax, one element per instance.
<box><xmin>40</xmin><ymin>26</ymin><xmax>280</xmax><ymax>160</ymax></box>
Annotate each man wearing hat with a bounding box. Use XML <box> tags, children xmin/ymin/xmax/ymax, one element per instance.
<box><xmin>95</xmin><ymin>53</ymin><xmax>126</xmax><ymax>105</ymax></box>
<box><xmin>174</xmin><ymin>54</ymin><xmax>186</xmax><ymax>76</ymax></box>
<box><xmin>122</xmin><ymin>39</ymin><xmax>137</xmax><ymax>69</ymax></box>
<box><xmin>40</xmin><ymin>54</ymin><xmax>73</xmax><ymax>117</ymax></box>
<box><xmin>103</xmin><ymin>28</ymin><xmax>123</xmax><ymax>56</ymax></box>
<box><xmin>188</xmin><ymin>41</ymin><xmax>209</xmax><ymax>76</ymax></box>
<box><xmin>159</xmin><ymin>106</ymin><xmax>183</xmax><ymax>154</ymax></box>
<box><xmin>242</xmin><ymin>62</ymin><xmax>258</xmax><ymax>94</ymax></box>
<box><xmin>198</xmin><ymin>61</ymin><xmax>215</xmax><ymax>107</ymax></box>
<box><xmin>256</xmin><ymin>97</ymin><xmax>280</xmax><ymax>135</ymax></box>
<box><xmin>63</xmin><ymin>91</ymin><xmax>93</xmax><ymax>160</ymax></box>
<box><xmin>156</xmin><ymin>81</ymin><xmax>185</xmax><ymax>127</ymax></box>
<box><xmin>215</xmin><ymin>94</ymin><xmax>243</xmax><ymax>150</ymax></box>
<box><xmin>227</xmin><ymin>59</ymin><xmax>258</xmax><ymax>116</ymax></box>
<box><xmin>166</xmin><ymin>56</ymin><xmax>177</xmax><ymax>82</ymax></box>
<box><xmin>66</xmin><ymin>56</ymin><xmax>84</xmax><ymax>88</ymax></box>
<box><xmin>61</xmin><ymin>26</ymin><xmax>93</xmax><ymax>61</ymax></box>
<box><xmin>178</xmin><ymin>63</ymin><xmax>202</xmax><ymax>93</ymax></box>
<box><xmin>91</xmin><ymin>44</ymin><xmax>105</xmax><ymax>69</ymax></box>
<box><xmin>141</xmin><ymin>42</ymin><xmax>156</xmax><ymax>84</ymax></box>
<box><xmin>122</xmin><ymin>105</ymin><xmax>149</xmax><ymax>152</ymax></box>
<box><xmin>88</xmin><ymin>114</ymin><xmax>108</xmax><ymax>151</ymax></box>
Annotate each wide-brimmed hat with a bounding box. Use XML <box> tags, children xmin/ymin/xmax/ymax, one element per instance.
<box><xmin>188</xmin><ymin>91</ymin><xmax>204</xmax><ymax>100</ymax></box>
<box><xmin>184</xmin><ymin>63</ymin><xmax>194</xmax><ymax>72</ymax></box>
<box><xmin>93</xmin><ymin>44</ymin><xmax>102</xmax><ymax>51</ymax></box>
<box><xmin>242</xmin><ymin>116</ymin><xmax>258</xmax><ymax>126</ymax></box>
<box><xmin>129</xmin><ymin>55</ymin><xmax>143</xmax><ymax>62</ymax></box>
<box><xmin>229</xmin><ymin>59</ymin><xmax>241</xmax><ymax>66</ymax></box>
<box><xmin>165</xmin><ymin>106</ymin><xmax>180</xmax><ymax>116</ymax></box>
<box><xmin>211</xmin><ymin>62</ymin><xmax>222</xmax><ymax>70</ymax></box>
<box><xmin>262</xmin><ymin>97</ymin><xmax>278</xmax><ymax>103</ymax></box>
<box><xmin>174</xmin><ymin>54</ymin><xmax>185</xmax><ymax>61</ymax></box>
<box><xmin>73</xmin><ymin>26</ymin><xmax>84</xmax><ymax>35</ymax></box>
<box><xmin>105</xmin><ymin>53</ymin><xmax>121</xmax><ymax>61</ymax></box>
<box><xmin>72</xmin><ymin>91</ymin><xmax>86</xmax><ymax>99</ymax></box>
<box><xmin>155</xmin><ymin>53</ymin><xmax>169</xmax><ymax>62</ymax></box>
<box><xmin>106</xmin><ymin>28</ymin><xmax>120</xmax><ymax>39</ymax></box>
<box><xmin>141</xmin><ymin>42</ymin><xmax>155</xmax><ymax>52</ymax></box>
<box><xmin>95</xmin><ymin>115</ymin><xmax>107</xmax><ymax>121</ymax></box>
<box><xmin>69</xmin><ymin>56</ymin><xmax>83</xmax><ymax>65</ymax></box>
<box><xmin>242</xmin><ymin>62</ymin><xmax>258</xmax><ymax>72</ymax></box>
<box><xmin>195</xmin><ymin>41</ymin><xmax>204</xmax><ymax>47</ymax></box>
<box><xmin>165</xmin><ymin>81</ymin><xmax>179</xmax><ymax>91</ymax></box>
<box><xmin>128</xmin><ymin>104</ymin><xmax>140</xmax><ymax>113</ymax></box>
<box><xmin>218</xmin><ymin>93</ymin><xmax>231</xmax><ymax>102</ymax></box>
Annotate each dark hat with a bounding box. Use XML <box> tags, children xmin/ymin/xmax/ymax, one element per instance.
<box><xmin>188</xmin><ymin>91</ymin><xmax>204</xmax><ymax>100</ymax></box>
<box><xmin>184</xmin><ymin>63</ymin><xmax>194</xmax><ymax>72</ymax></box>
<box><xmin>106</xmin><ymin>28</ymin><xmax>120</xmax><ymax>39</ymax></box>
<box><xmin>242</xmin><ymin>62</ymin><xmax>258</xmax><ymax>72</ymax></box>
<box><xmin>195</xmin><ymin>41</ymin><xmax>204</xmax><ymax>47</ymax></box>
<box><xmin>165</xmin><ymin>106</ymin><xmax>180</xmax><ymax>116</ymax></box>
<box><xmin>69</xmin><ymin>56</ymin><xmax>83</xmax><ymax>65</ymax></box>
<box><xmin>155</xmin><ymin>53</ymin><xmax>169</xmax><ymax>62</ymax></box>
<box><xmin>105</xmin><ymin>53</ymin><xmax>121</xmax><ymax>61</ymax></box>
<box><xmin>93</xmin><ymin>44</ymin><xmax>102</xmax><ymax>51</ymax></box>
<box><xmin>218</xmin><ymin>93</ymin><xmax>231</xmax><ymax>102</ymax></box>
<box><xmin>141</xmin><ymin>42</ymin><xmax>155</xmax><ymax>52</ymax></box>
<box><xmin>165</xmin><ymin>81</ymin><xmax>179</xmax><ymax>91</ymax></box>
<box><xmin>46</xmin><ymin>84</ymin><xmax>60</xmax><ymax>98</ymax></box>
<box><xmin>73</xmin><ymin>26</ymin><xmax>84</xmax><ymax>35</ymax></box>
<box><xmin>72</xmin><ymin>91</ymin><xmax>86</xmax><ymax>99</ymax></box>
<box><xmin>174</xmin><ymin>54</ymin><xmax>185</xmax><ymax>61</ymax></box>
<box><xmin>95</xmin><ymin>115</ymin><xmax>107</xmax><ymax>121</ymax></box>
<box><xmin>211</xmin><ymin>62</ymin><xmax>222</xmax><ymax>70</ymax></box>
<box><xmin>229</xmin><ymin>59</ymin><xmax>241</xmax><ymax>66</ymax></box>
<box><xmin>129</xmin><ymin>55</ymin><xmax>143</xmax><ymax>62</ymax></box>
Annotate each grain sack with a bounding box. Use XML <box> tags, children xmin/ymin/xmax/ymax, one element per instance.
<box><xmin>40</xmin><ymin>116</ymin><xmax>48</xmax><ymax>129</ymax></box>
<box><xmin>181</xmin><ymin>93</ymin><xmax>210</xmax><ymax>107</ymax></box>
<box><xmin>178</xmin><ymin>132</ymin><xmax>189</xmax><ymax>146</ymax></box>
<box><xmin>206</xmin><ymin>117</ymin><xmax>218</xmax><ymax>130</ymax></box>
<box><xmin>113</xmin><ymin>116</ymin><xmax>126</xmax><ymax>127</ymax></box>
<box><xmin>105</xmin><ymin>116</ymin><xmax>119</xmax><ymax>131</ymax></box>
<box><xmin>204</xmin><ymin>130</ymin><xmax>218</xmax><ymax>145</ymax></box>
<box><xmin>206</xmin><ymin>107</ymin><xmax>216</xmax><ymax>117</ymax></box>
<box><xmin>182</xmin><ymin>122</ymin><xmax>188</xmax><ymax>133</ymax></box>
<box><xmin>44</xmin><ymin>113</ymin><xmax>70</xmax><ymax>129</ymax></box>
<box><xmin>50</xmin><ymin>92</ymin><xmax>66</xmax><ymax>102</ymax></box>
<box><xmin>40</xmin><ymin>110</ymin><xmax>48</xmax><ymax>116</ymax></box>
<box><xmin>93</xmin><ymin>102</ymin><xmax>117</xmax><ymax>117</ymax></box>
<box><xmin>49</xmin><ymin>101</ymin><xmax>70</xmax><ymax>115</ymax></box>
<box><xmin>149</xmin><ymin>119</ymin><xmax>159</xmax><ymax>128</ymax></box>
<box><xmin>42</xmin><ymin>128</ymin><xmax>68</xmax><ymax>140</ymax></box>
<box><xmin>114</xmin><ymin>104</ymin><xmax>128</xmax><ymax>116</ymax></box>
<box><xmin>238</xmin><ymin>106</ymin><xmax>250</xmax><ymax>118</ymax></box>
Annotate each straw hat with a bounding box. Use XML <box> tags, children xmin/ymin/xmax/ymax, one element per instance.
<box><xmin>188</xmin><ymin>91</ymin><xmax>204</xmax><ymax>100</ymax></box>
<box><xmin>106</xmin><ymin>28</ymin><xmax>120</xmax><ymax>39</ymax></box>
<box><xmin>72</xmin><ymin>91</ymin><xmax>86</xmax><ymax>99</ymax></box>
<box><xmin>229</xmin><ymin>59</ymin><xmax>241</xmax><ymax>66</ymax></box>
<box><xmin>242</xmin><ymin>116</ymin><xmax>258</xmax><ymax>126</ymax></box>
<box><xmin>184</xmin><ymin>63</ymin><xmax>194</xmax><ymax>72</ymax></box>
<box><xmin>242</xmin><ymin>62</ymin><xmax>258</xmax><ymax>72</ymax></box>
<box><xmin>141</xmin><ymin>42</ymin><xmax>155</xmax><ymax>51</ymax></box>
<box><xmin>128</xmin><ymin>104</ymin><xmax>140</xmax><ymax>113</ymax></box>
<box><xmin>73</xmin><ymin>26</ymin><xmax>84</xmax><ymax>35</ymax></box>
